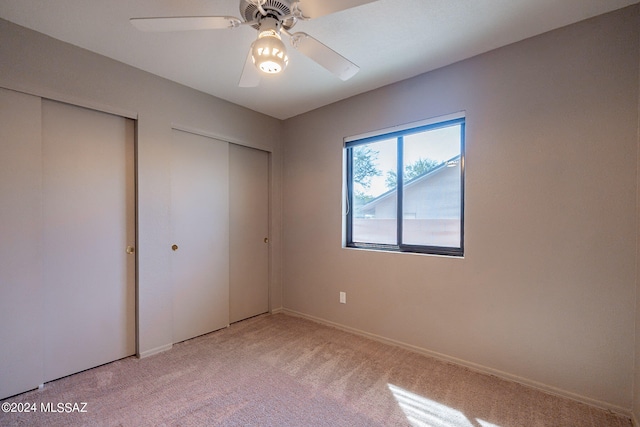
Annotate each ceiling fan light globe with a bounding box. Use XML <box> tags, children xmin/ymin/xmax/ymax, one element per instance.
<box><xmin>252</xmin><ymin>31</ymin><xmax>288</xmax><ymax>74</ymax></box>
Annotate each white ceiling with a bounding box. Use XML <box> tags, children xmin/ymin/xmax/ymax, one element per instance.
<box><xmin>1</xmin><ymin>0</ymin><xmax>637</xmax><ymax>119</ymax></box>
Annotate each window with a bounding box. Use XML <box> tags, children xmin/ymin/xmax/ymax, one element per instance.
<box><xmin>344</xmin><ymin>114</ymin><xmax>465</xmax><ymax>256</ymax></box>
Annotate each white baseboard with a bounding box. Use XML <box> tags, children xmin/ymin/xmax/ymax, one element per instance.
<box><xmin>632</xmin><ymin>412</ymin><xmax>638</xmax><ymax>427</ymax></box>
<box><xmin>279</xmin><ymin>308</ymin><xmax>632</xmax><ymax>419</ymax></box>
<box><xmin>138</xmin><ymin>343</ymin><xmax>172</xmax><ymax>359</ymax></box>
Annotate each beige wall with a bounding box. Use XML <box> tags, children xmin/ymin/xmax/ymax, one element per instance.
<box><xmin>0</xmin><ymin>18</ymin><xmax>284</xmax><ymax>357</ymax></box>
<box><xmin>282</xmin><ymin>5</ymin><xmax>639</xmax><ymax>413</ymax></box>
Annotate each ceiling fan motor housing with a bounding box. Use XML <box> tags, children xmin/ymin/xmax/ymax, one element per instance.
<box><xmin>240</xmin><ymin>0</ymin><xmax>295</xmax><ymax>30</ymax></box>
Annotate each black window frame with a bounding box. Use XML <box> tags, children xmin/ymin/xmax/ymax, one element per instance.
<box><xmin>345</xmin><ymin>117</ymin><xmax>465</xmax><ymax>257</ymax></box>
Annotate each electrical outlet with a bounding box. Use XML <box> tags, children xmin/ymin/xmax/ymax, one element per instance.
<box><xmin>340</xmin><ymin>292</ymin><xmax>346</xmax><ymax>304</ymax></box>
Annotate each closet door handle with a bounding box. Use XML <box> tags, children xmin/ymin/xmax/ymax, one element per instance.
<box><xmin>126</xmin><ymin>246</ymin><xmax>135</xmax><ymax>254</ymax></box>
<box><xmin>172</xmin><ymin>244</ymin><xmax>179</xmax><ymax>251</ymax></box>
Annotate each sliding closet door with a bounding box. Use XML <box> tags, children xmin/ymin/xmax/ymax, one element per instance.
<box><xmin>170</xmin><ymin>130</ymin><xmax>229</xmax><ymax>343</ymax></box>
<box><xmin>229</xmin><ymin>144</ymin><xmax>269</xmax><ymax>323</ymax></box>
<box><xmin>0</xmin><ymin>89</ymin><xmax>44</xmax><ymax>399</ymax></box>
<box><xmin>42</xmin><ymin>100</ymin><xmax>135</xmax><ymax>382</ymax></box>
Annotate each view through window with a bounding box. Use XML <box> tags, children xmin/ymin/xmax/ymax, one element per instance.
<box><xmin>345</xmin><ymin>115</ymin><xmax>465</xmax><ymax>256</ymax></box>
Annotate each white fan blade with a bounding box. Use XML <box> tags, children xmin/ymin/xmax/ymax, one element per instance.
<box><xmin>294</xmin><ymin>0</ymin><xmax>378</xmax><ymax>19</ymax></box>
<box><xmin>238</xmin><ymin>46</ymin><xmax>261</xmax><ymax>87</ymax></box>
<box><xmin>288</xmin><ymin>32</ymin><xmax>359</xmax><ymax>81</ymax></box>
<box><xmin>130</xmin><ymin>16</ymin><xmax>241</xmax><ymax>32</ymax></box>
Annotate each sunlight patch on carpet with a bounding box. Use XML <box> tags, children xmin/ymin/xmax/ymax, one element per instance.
<box><xmin>388</xmin><ymin>384</ymin><xmax>502</xmax><ymax>427</ymax></box>
<box><xmin>476</xmin><ymin>419</ymin><xmax>501</xmax><ymax>427</ymax></box>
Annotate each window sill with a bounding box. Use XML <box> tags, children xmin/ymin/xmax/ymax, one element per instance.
<box><xmin>345</xmin><ymin>242</ymin><xmax>464</xmax><ymax>258</ymax></box>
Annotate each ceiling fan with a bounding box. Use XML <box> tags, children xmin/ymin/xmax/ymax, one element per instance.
<box><xmin>130</xmin><ymin>0</ymin><xmax>376</xmax><ymax>87</ymax></box>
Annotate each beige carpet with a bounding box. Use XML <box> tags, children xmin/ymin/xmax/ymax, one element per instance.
<box><xmin>0</xmin><ymin>313</ymin><xmax>632</xmax><ymax>426</ymax></box>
